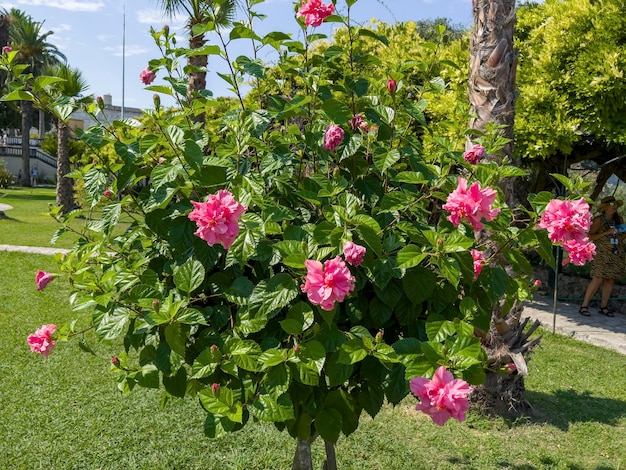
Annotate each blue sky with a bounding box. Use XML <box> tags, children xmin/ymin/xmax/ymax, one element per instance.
<box><xmin>0</xmin><ymin>0</ymin><xmax>474</xmax><ymax>110</ymax></box>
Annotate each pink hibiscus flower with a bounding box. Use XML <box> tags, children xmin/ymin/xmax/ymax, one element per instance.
<box><xmin>410</xmin><ymin>366</ymin><xmax>473</xmax><ymax>426</ymax></box>
<box><xmin>188</xmin><ymin>190</ymin><xmax>247</xmax><ymax>249</ymax></box>
<box><xmin>36</xmin><ymin>270</ymin><xmax>55</xmax><ymax>291</ymax></box>
<box><xmin>443</xmin><ymin>177</ymin><xmax>500</xmax><ymax>231</ymax></box>
<box><xmin>301</xmin><ymin>256</ymin><xmax>355</xmax><ymax>310</ymax></box>
<box><xmin>139</xmin><ymin>67</ymin><xmax>156</xmax><ymax>85</ymax></box>
<box><xmin>463</xmin><ymin>144</ymin><xmax>485</xmax><ymax>164</ymax></box>
<box><xmin>561</xmin><ymin>238</ymin><xmax>596</xmax><ymax>266</ymax></box>
<box><xmin>537</xmin><ymin>198</ymin><xmax>591</xmax><ymax>244</ymax></box>
<box><xmin>323</xmin><ymin>124</ymin><xmax>344</xmax><ymax>151</ymax></box>
<box><xmin>27</xmin><ymin>324</ymin><xmax>57</xmax><ymax>358</ymax></box>
<box><xmin>471</xmin><ymin>249</ymin><xmax>484</xmax><ymax>280</ymax></box>
<box><xmin>296</xmin><ymin>0</ymin><xmax>335</xmax><ymax>27</ymax></box>
<box><xmin>343</xmin><ymin>241</ymin><xmax>366</xmax><ymax>266</ymax></box>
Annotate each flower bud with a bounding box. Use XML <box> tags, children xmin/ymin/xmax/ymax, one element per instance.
<box><xmin>504</xmin><ymin>363</ymin><xmax>517</xmax><ymax>373</ymax></box>
<box><xmin>533</xmin><ymin>279</ymin><xmax>542</xmax><ymax>288</ymax></box>
<box><xmin>111</xmin><ymin>356</ymin><xmax>120</xmax><ymax>367</ymax></box>
<box><xmin>210</xmin><ymin>344</ymin><xmax>218</xmax><ymax>352</ymax></box>
<box><xmin>386</xmin><ymin>78</ymin><xmax>397</xmax><ymax>94</ymax></box>
<box><xmin>153</xmin><ymin>94</ymin><xmax>160</xmax><ymax>109</ymax></box>
<box><xmin>211</xmin><ymin>383</ymin><xmax>220</xmax><ymax>394</ymax></box>
<box><xmin>103</xmin><ymin>189</ymin><xmax>113</xmax><ymax>198</ymax></box>
<box><xmin>152</xmin><ymin>299</ymin><xmax>160</xmax><ymax>311</ymax></box>
<box><xmin>2</xmin><ymin>46</ymin><xmax>11</xmax><ymax>53</ymax></box>
<box><xmin>158</xmin><ymin>157</ymin><xmax>165</xmax><ymax>165</ymax></box>
<box><xmin>293</xmin><ymin>344</ymin><xmax>300</xmax><ymax>354</ymax></box>
<box><xmin>163</xmin><ymin>25</ymin><xmax>169</xmax><ymax>34</ymax></box>
<box><xmin>96</xmin><ymin>95</ymin><xmax>105</xmax><ymax>109</ymax></box>
<box><xmin>375</xmin><ymin>331</ymin><xmax>383</xmax><ymax>343</ymax></box>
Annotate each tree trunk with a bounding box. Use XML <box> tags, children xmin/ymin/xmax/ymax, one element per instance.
<box><xmin>0</xmin><ymin>14</ymin><xmax>9</xmax><ymax>50</ymax></box>
<box><xmin>188</xmin><ymin>31</ymin><xmax>207</xmax><ymax>97</ymax></box>
<box><xmin>20</xmin><ymin>100</ymin><xmax>32</xmax><ymax>187</ymax></box>
<box><xmin>38</xmin><ymin>109</ymin><xmax>46</xmax><ymax>139</ymax></box>
<box><xmin>291</xmin><ymin>437</ymin><xmax>315</xmax><ymax>470</ymax></box>
<box><xmin>468</xmin><ymin>0</ymin><xmax>541</xmax><ymax>418</ymax></box>
<box><xmin>323</xmin><ymin>440</ymin><xmax>337</xmax><ymax>470</ymax></box>
<box><xmin>468</xmin><ymin>0</ymin><xmax>522</xmax><ymax>206</ymax></box>
<box><xmin>187</xmin><ymin>30</ymin><xmax>207</xmax><ymax>124</ymax></box>
<box><xmin>56</xmin><ymin>119</ymin><xmax>75</xmax><ymax>213</ymax></box>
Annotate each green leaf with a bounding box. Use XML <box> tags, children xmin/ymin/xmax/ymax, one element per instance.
<box><xmin>322</xmin><ymin>99</ymin><xmax>352</xmax><ymax>124</ymax></box>
<box><xmin>290</xmin><ymin>360</ymin><xmax>319</xmax><ymax>386</ymax></box>
<box><xmin>184</xmin><ymin>140</ymin><xmax>204</xmax><ymax>171</ymax></box>
<box><xmin>315</xmin><ymin>409</ymin><xmax>342</xmax><ymax>443</ymax></box>
<box><xmin>397</xmin><ymin>245</ymin><xmax>427</xmax><ymax>269</ymax></box>
<box><xmin>357</xmin><ymin>383</ymin><xmax>385</xmax><ymax>418</ymax></box>
<box><xmin>192</xmin><ymin>347</ymin><xmax>221</xmax><ymax>379</ymax></box>
<box><xmin>93</xmin><ymin>307</ymin><xmax>130</xmax><ymax>341</ymax></box>
<box><xmin>176</xmin><ymin>308</ymin><xmax>208</xmax><ymax>325</ymax></box>
<box><xmin>325</xmin><ymin>352</ymin><xmax>353</xmax><ymax>387</ymax></box>
<box><xmin>249</xmin><ymin>273</ymin><xmax>299</xmax><ymax>318</ymax></box>
<box><xmin>435</xmin><ymin>256</ymin><xmax>461</xmax><ymax>287</ymax></box>
<box><xmin>357</xmin><ymin>28</ymin><xmax>389</xmax><ymax>46</ymax></box>
<box><xmin>355</xmin><ymin>223</ymin><xmax>382</xmax><ymax>258</ymax></box>
<box><xmin>325</xmin><ymin>389</ymin><xmax>360</xmax><ymax>436</ymax></box>
<box><xmin>250</xmin><ymin>394</ymin><xmax>294</xmax><ymax>422</ymax></box>
<box><xmin>164</xmin><ymin>323</ymin><xmax>189</xmax><ymax>357</ymax></box>
<box><xmin>174</xmin><ymin>258</ymin><xmax>205</xmax><ymax>295</ymax></box>
<box><xmin>199</xmin><ymin>386</ymin><xmax>243</xmax><ymax>423</ymax></box>
<box><xmin>402</xmin><ymin>267</ymin><xmax>437</xmax><ymax>305</ymax></box>
<box><xmin>338</xmin><ymin>338</ymin><xmax>368</xmax><ymax>364</ymax></box>
<box><xmin>373</xmin><ymin>148</ymin><xmax>401</xmax><ymax>173</ymax></box>
<box><xmin>137</xmin><ymin>365</ymin><xmax>160</xmax><ymax>389</ymax></box>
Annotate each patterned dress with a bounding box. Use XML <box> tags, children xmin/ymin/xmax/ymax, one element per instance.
<box><xmin>590</xmin><ymin>215</ymin><xmax>626</xmax><ymax>279</ymax></box>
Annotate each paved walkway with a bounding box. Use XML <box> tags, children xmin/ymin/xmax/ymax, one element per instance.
<box><xmin>523</xmin><ymin>296</ymin><xmax>626</xmax><ymax>355</ymax></box>
<box><xmin>1</xmin><ymin>244</ymin><xmax>624</xmax><ymax>355</ymax></box>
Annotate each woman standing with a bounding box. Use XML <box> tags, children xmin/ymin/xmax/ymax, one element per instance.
<box><xmin>580</xmin><ymin>196</ymin><xmax>626</xmax><ymax>317</ymax></box>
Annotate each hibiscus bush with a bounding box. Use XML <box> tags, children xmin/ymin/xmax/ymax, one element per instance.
<box><xmin>3</xmin><ymin>0</ymin><xmax>592</xmax><ymax>466</ymax></box>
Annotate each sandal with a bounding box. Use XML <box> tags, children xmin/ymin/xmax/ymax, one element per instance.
<box><xmin>579</xmin><ymin>306</ymin><xmax>591</xmax><ymax>317</ymax></box>
<box><xmin>599</xmin><ymin>307</ymin><xmax>615</xmax><ymax>317</ymax></box>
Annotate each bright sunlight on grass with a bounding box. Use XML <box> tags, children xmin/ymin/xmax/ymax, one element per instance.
<box><xmin>1</xmin><ymin>250</ymin><xmax>624</xmax><ymax>469</ymax></box>
<box><xmin>0</xmin><ymin>187</ymin><xmax>131</xmax><ymax>249</ymax></box>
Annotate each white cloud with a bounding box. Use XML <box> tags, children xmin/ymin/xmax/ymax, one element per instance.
<box><xmin>103</xmin><ymin>43</ymin><xmax>148</xmax><ymax>57</ymax></box>
<box><xmin>15</xmin><ymin>0</ymin><xmax>104</xmax><ymax>12</ymax></box>
<box><xmin>136</xmin><ymin>9</ymin><xmax>165</xmax><ymax>25</ymax></box>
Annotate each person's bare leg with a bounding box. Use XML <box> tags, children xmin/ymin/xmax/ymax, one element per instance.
<box><xmin>582</xmin><ymin>277</ymin><xmax>603</xmax><ymax>308</ymax></box>
<box><xmin>600</xmin><ymin>278</ymin><xmax>615</xmax><ymax>309</ymax></box>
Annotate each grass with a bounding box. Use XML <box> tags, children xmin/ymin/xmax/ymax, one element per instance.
<box><xmin>0</xmin><ymin>187</ymin><xmax>131</xmax><ymax>249</ymax></box>
<box><xmin>1</xmin><ymin>250</ymin><xmax>625</xmax><ymax>469</ymax></box>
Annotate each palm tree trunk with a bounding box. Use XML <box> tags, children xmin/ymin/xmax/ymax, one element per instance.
<box><xmin>468</xmin><ymin>0</ymin><xmax>540</xmax><ymax>418</ymax></box>
<box><xmin>20</xmin><ymin>100</ymin><xmax>32</xmax><ymax>186</ymax></box>
<box><xmin>468</xmin><ymin>0</ymin><xmax>522</xmax><ymax>206</ymax></box>
<box><xmin>56</xmin><ymin>118</ymin><xmax>75</xmax><ymax>212</ymax></box>
<box><xmin>188</xmin><ymin>32</ymin><xmax>207</xmax><ymax>97</ymax></box>
<box><xmin>0</xmin><ymin>14</ymin><xmax>9</xmax><ymax>49</ymax></box>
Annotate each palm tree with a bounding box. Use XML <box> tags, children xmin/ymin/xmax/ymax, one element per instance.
<box><xmin>0</xmin><ymin>13</ymin><xmax>9</xmax><ymax>49</ymax></box>
<box><xmin>44</xmin><ymin>64</ymin><xmax>89</xmax><ymax>213</ymax></box>
<box><xmin>467</xmin><ymin>0</ymin><xmax>541</xmax><ymax>418</ymax></box>
<box><xmin>157</xmin><ymin>0</ymin><xmax>237</xmax><ymax>96</ymax></box>
<box><xmin>5</xmin><ymin>8</ymin><xmax>65</xmax><ymax>186</ymax></box>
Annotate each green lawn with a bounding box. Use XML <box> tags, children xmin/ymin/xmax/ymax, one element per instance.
<box><xmin>0</xmin><ymin>187</ymin><xmax>131</xmax><ymax>249</ymax></box>
<box><xmin>1</xmin><ymin>250</ymin><xmax>625</xmax><ymax>469</ymax></box>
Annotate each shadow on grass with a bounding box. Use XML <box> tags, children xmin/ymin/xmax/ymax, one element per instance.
<box><xmin>1</xmin><ymin>191</ymin><xmax>56</xmax><ymax>201</ymax></box>
<box><xmin>523</xmin><ymin>389</ymin><xmax>626</xmax><ymax>430</ymax></box>
<box><xmin>448</xmin><ymin>456</ymin><xmax>614</xmax><ymax>470</ymax></box>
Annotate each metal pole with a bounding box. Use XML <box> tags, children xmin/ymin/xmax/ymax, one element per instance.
<box><xmin>121</xmin><ymin>0</ymin><xmax>126</xmax><ymax>119</ymax></box>
<box><xmin>552</xmin><ymin>246</ymin><xmax>560</xmax><ymax>334</ymax></box>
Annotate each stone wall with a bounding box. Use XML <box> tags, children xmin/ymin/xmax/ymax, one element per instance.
<box><xmin>532</xmin><ymin>266</ymin><xmax>626</xmax><ymax>314</ymax></box>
